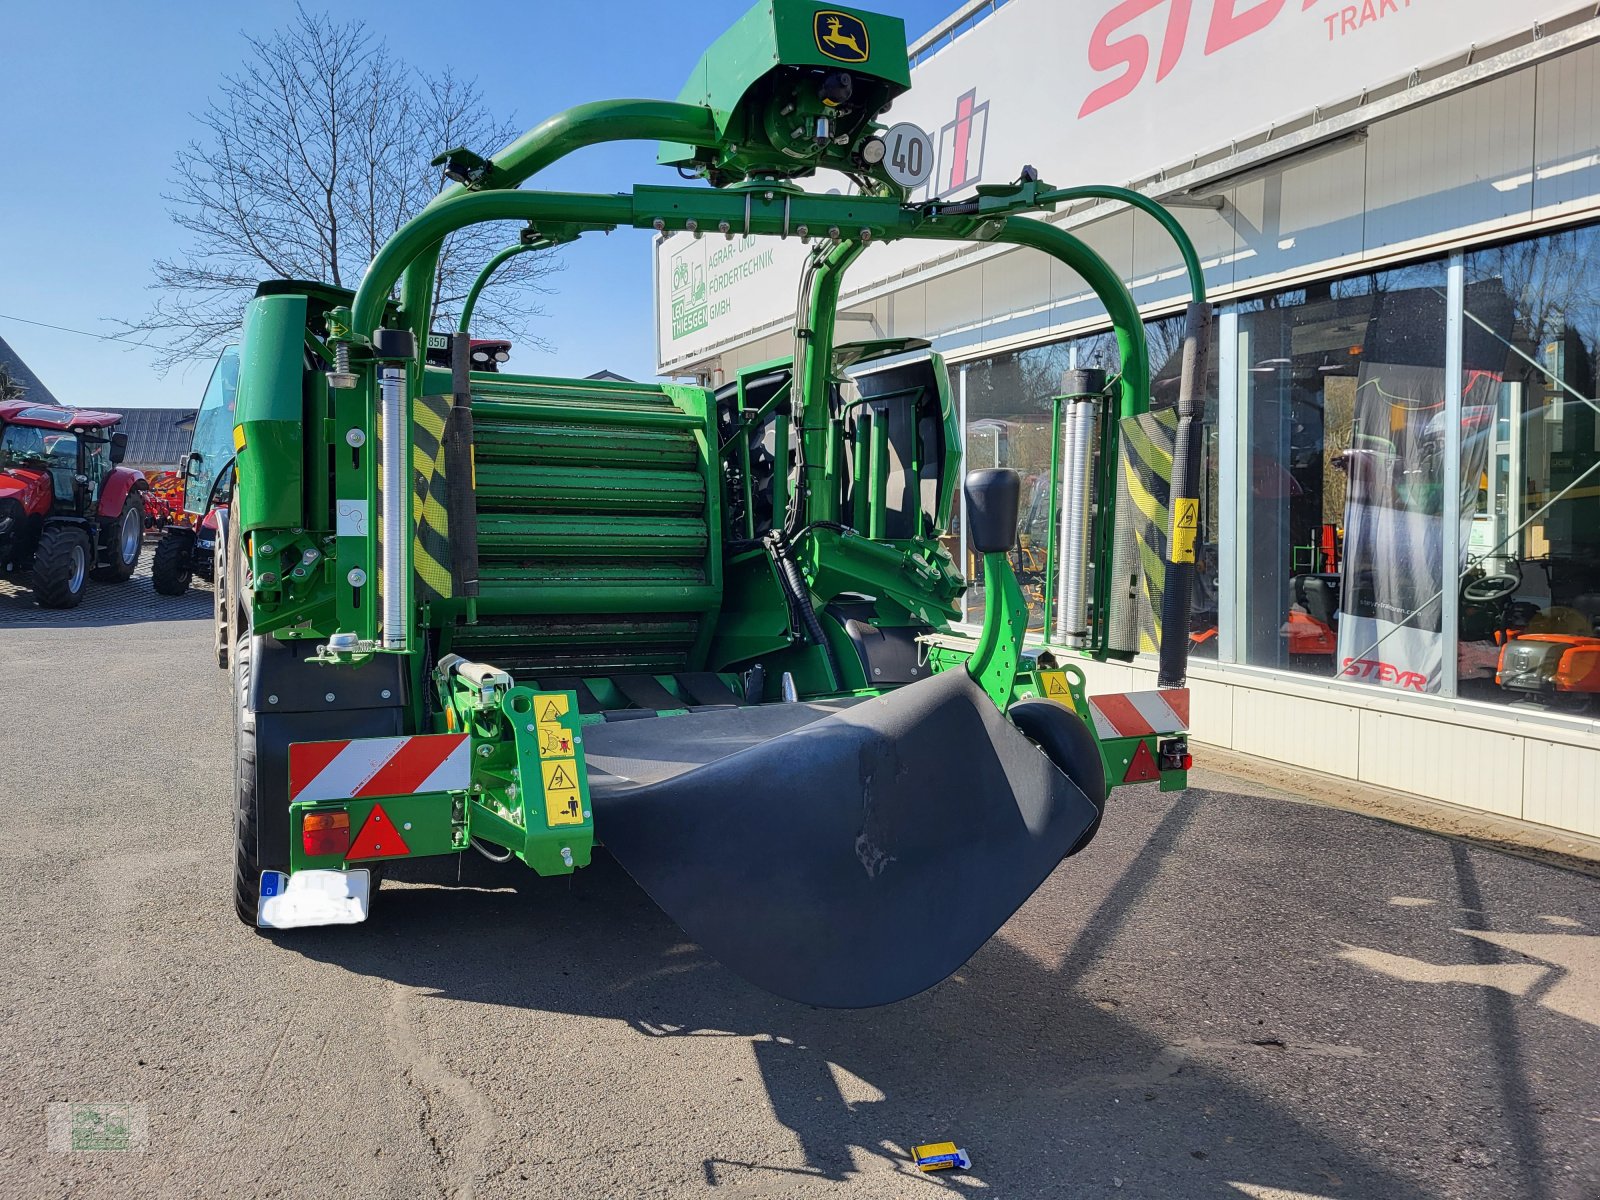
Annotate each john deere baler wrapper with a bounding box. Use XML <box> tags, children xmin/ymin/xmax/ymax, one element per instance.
<box><xmin>220</xmin><ymin>0</ymin><xmax>1211</xmax><ymax>1008</ymax></box>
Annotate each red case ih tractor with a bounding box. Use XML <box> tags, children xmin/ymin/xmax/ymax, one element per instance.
<box><xmin>0</xmin><ymin>401</ymin><xmax>147</xmax><ymax>608</ymax></box>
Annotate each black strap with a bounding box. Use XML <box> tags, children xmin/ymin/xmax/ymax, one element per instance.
<box><xmin>536</xmin><ymin>676</ymin><xmax>603</xmax><ymax>715</ymax></box>
<box><xmin>613</xmin><ymin>674</ymin><xmax>683</xmax><ymax>712</ymax></box>
<box><xmin>676</xmin><ymin>672</ymin><xmax>745</xmax><ymax>707</ymax></box>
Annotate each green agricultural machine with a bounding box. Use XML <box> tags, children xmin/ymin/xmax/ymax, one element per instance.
<box><xmin>221</xmin><ymin>0</ymin><xmax>1211</xmax><ymax>1008</ymax></box>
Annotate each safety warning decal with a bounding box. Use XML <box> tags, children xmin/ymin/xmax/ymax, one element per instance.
<box><xmin>1038</xmin><ymin>670</ymin><xmax>1078</xmax><ymax>712</ymax></box>
<box><xmin>527</xmin><ymin>692</ymin><xmax>586</xmax><ymax>828</ymax></box>
<box><xmin>1171</xmin><ymin>498</ymin><xmax>1199</xmax><ymax>565</ymax></box>
<box><xmin>540</xmin><ymin>759</ymin><xmax>582</xmax><ymax>826</ymax></box>
<box><xmin>538</xmin><ymin>723</ymin><xmax>573</xmax><ymax>757</ymax></box>
<box><xmin>542</xmin><ymin>760</ymin><xmax>577</xmax><ymax>791</ymax></box>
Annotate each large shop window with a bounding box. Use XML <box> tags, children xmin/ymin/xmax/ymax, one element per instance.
<box><xmin>962</xmin><ymin>341</ymin><xmax>1076</xmax><ymax>626</ymax></box>
<box><xmin>1458</xmin><ymin>230</ymin><xmax>1600</xmax><ymax>717</ymax></box>
<box><xmin>1238</xmin><ymin>260</ymin><xmax>1452</xmax><ymax>687</ymax></box>
<box><xmin>957</xmin><ymin>319</ymin><xmax>1219</xmax><ymax>640</ymax></box>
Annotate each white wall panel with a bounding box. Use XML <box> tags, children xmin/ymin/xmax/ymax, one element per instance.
<box><xmin>838</xmin><ymin>297</ymin><xmax>890</xmax><ymax>345</ymax></box>
<box><xmin>1232</xmin><ymin>688</ymin><xmax>1359</xmax><ymax>778</ymax></box>
<box><xmin>1533</xmin><ymin>43</ymin><xmax>1600</xmax><ymax>215</ymax></box>
<box><xmin>980</xmin><ymin>249</ymin><xmax>1051</xmax><ymax>331</ymax></box>
<box><xmin>1357</xmin><ymin>711</ymin><xmax>1525</xmax><ymax>818</ymax></box>
<box><xmin>888</xmin><ymin>282</ymin><xmax>927</xmax><ymax>342</ymax></box>
<box><xmin>924</xmin><ymin>262</ymin><xmax>985</xmax><ymax>338</ymax></box>
<box><xmin>1523</xmin><ymin>739</ymin><xmax>1600</xmax><ymax>838</ymax></box>
<box><xmin>1230</xmin><ymin>143</ymin><xmax>1369</xmax><ymax>282</ymax></box>
<box><xmin>1364</xmin><ymin>68</ymin><xmax>1536</xmax><ymax>249</ymax></box>
<box><xmin>1184</xmin><ymin>676</ymin><xmax>1234</xmax><ymax>750</ymax></box>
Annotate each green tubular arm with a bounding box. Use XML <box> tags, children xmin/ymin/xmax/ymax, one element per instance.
<box><xmin>967</xmin><ymin>550</ymin><xmax>1029</xmax><ymax>709</ymax></box>
<box><xmin>396</xmin><ymin>101</ymin><xmax>720</xmax><ymax>340</ymax></box>
<box><xmin>795</xmin><ymin>240</ymin><xmax>864</xmax><ymax>527</ymax></box>
<box><xmin>354</xmin><ymin>186</ymin><xmax>906</xmax><ymax>338</ymax></box>
<box><xmin>459</xmin><ymin>241</ymin><xmax>547</xmax><ymax>332</ymax></box>
<box><xmin>355</xmin><ymin>196</ymin><xmax>1153</xmax><ymax>433</ymax></box>
<box><xmin>1036</xmin><ymin>184</ymin><xmax>1207</xmax><ymax>307</ymax></box>
<box><xmin>354</xmin><ymin>192</ymin><xmax>637</xmax><ymax>336</ymax></box>
<box><xmin>435</xmin><ymin>101</ymin><xmax>719</xmax><ymax>202</ymax></box>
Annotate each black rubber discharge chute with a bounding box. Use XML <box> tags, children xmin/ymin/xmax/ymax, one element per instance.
<box><xmin>585</xmin><ymin>667</ymin><xmax>1104</xmax><ymax>1008</ymax></box>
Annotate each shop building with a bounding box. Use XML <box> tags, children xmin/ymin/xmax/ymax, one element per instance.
<box><xmin>655</xmin><ymin>0</ymin><xmax>1600</xmax><ymax>836</ymax></box>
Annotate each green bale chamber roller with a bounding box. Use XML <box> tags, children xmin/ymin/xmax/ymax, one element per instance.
<box><xmin>215</xmin><ymin>0</ymin><xmax>1211</xmax><ymax>1007</ymax></box>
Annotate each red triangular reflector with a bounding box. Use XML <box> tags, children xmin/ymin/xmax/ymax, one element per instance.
<box><xmin>347</xmin><ymin>803</ymin><xmax>411</xmax><ymax>860</ymax></box>
<box><xmin>1122</xmin><ymin>740</ymin><xmax>1161</xmax><ymax>783</ymax></box>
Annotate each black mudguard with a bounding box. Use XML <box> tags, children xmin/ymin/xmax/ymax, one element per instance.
<box><xmin>589</xmin><ymin>668</ymin><xmax>1103</xmax><ymax>1008</ymax></box>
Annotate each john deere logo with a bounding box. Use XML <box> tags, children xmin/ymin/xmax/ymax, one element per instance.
<box><xmin>815</xmin><ymin>11</ymin><xmax>869</xmax><ymax>62</ymax></box>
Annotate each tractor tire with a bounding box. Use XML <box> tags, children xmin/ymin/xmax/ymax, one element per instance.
<box><xmin>1008</xmin><ymin>697</ymin><xmax>1107</xmax><ymax>855</ymax></box>
<box><xmin>31</xmin><ymin>525</ymin><xmax>91</xmax><ymax>609</ymax></box>
<box><xmin>233</xmin><ymin>632</ymin><xmax>271</xmax><ymax>927</ymax></box>
<box><xmin>212</xmin><ymin>530</ymin><xmax>229</xmax><ymax>669</ymax></box>
<box><xmin>223</xmin><ymin>516</ymin><xmax>248</xmax><ymax>659</ymax></box>
<box><xmin>151</xmin><ymin>530</ymin><xmax>194</xmax><ymax>596</ymax></box>
<box><xmin>91</xmin><ymin>493</ymin><xmax>144</xmax><ymax>582</ymax></box>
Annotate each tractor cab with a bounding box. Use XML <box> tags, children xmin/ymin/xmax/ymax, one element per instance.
<box><xmin>182</xmin><ymin>347</ymin><xmax>240</xmax><ymax>516</ymax></box>
<box><xmin>152</xmin><ymin>346</ymin><xmax>239</xmax><ymax>599</ymax></box>
<box><xmin>0</xmin><ymin>403</ymin><xmax>127</xmax><ymax>515</ymax></box>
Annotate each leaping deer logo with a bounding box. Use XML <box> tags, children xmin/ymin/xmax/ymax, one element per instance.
<box><xmin>816</xmin><ymin>12</ymin><xmax>868</xmax><ymax>62</ymax></box>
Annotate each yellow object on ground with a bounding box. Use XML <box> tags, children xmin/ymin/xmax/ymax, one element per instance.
<box><xmin>912</xmin><ymin>1142</ymin><xmax>972</xmax><ymax>1171</ymax></box>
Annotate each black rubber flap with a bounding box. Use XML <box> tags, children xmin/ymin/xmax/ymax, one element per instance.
<box><xmin>591</xmin><ymin>668</ymin><xmax>1100</xmax><ymax>1008</ymax></box>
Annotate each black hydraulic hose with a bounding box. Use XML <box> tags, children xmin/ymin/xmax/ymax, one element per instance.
<box><xmin>1158</xmin><ymin>301</ymin><xmax>1213</xmax><ymax>689</ymax></box>
<box><xmin>446</xmin><ymin>333</ymin><xmax>480</xmax><ymax>596</ymax></box>
<box><xmin>764</xmin><ymin>530</ymin><xmax>843</xmax><ymax>692</ymax></box>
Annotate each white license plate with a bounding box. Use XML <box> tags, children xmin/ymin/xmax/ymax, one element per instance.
<box><xmin>257</xmin><ymin>869</ymin><xmax>371</xmax><ymax>930</ymax></box>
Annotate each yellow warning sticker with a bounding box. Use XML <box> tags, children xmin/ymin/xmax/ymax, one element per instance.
<box><xmin>536</xmin><ymin>694</ymin><xmax>569</xmax><ymax>721</ymax></box>
<box><xmin>1039</xmin><ymin>670</ymin><xmax>1077</xmax><ymax>711</ymax></box>
<box><xmin>1172</xmin><ymin>497</ymin><xmax>1199</xmax><ymax>564</ymax></box>
<box><xmin>544</xmin><ymin>788</ymin><xmax>583</xmax><ymax>826</ymax></box>
<box><xmin>541</xmin><ymin>760</ymin><xmax>578</xmax><ymax>794</ymax></box>
<box><xmin>537</xmin><ymin>722</ymin><xmax>574</xmax><ymax>759</ymax></box>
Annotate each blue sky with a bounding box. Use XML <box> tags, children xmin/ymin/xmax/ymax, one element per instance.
<box><xmin>0</xmin><ymin>0</ymin><xmax>960</xmax><ymax>409</ymax></box>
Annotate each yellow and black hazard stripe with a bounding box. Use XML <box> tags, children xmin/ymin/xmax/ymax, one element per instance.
<box><xmin>1117</xmin><ymin>410</ymin><xmax>1177</xmax><ymax>654</ymax></box>
<box><xmin>412</xmin><ymin>393</ymin><xmax>454</xmax><ymax>601</ymax></box>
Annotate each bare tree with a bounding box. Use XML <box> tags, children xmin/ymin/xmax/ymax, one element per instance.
<box><xmin>122</xmin><ymin>6</ymin><xmax>559</xmax><ymax>371</ymax></box>
<box><xmin>0</xmin><ymin>364</ymin><xmax>26</xmax><ymax>402</ymax></box>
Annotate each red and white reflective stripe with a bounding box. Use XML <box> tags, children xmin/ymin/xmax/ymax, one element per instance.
<box><xmin>1086</xmin><ymin>688</ymin><xmax>1189</xmax><ymax>741</ymax></box>
<box><xmin>288</xmin><ymin>734</ymin><xmax>470</xmax><ymax>803</ymax></box>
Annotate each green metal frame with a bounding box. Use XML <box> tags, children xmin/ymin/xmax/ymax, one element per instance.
<box><xmin>231</xmin><ymin>1</ymin><xmax>1209</xmax><ymax>889</ymax></box>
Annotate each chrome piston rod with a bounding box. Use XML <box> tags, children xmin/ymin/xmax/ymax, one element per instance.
<box><xmin>1054</xmin><ymin>394</ymin><xmax>1096</xmax><ymax>648</ymax></box>
<box><xmin>378</xmin><ymin>355</ymin><xmax>409</xmax><ymax>651</ymax></box>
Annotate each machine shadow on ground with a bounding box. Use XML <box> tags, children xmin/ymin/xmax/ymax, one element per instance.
<box><xmin>280</xmin><ymin>790</ymin><xmax>1447</xmax><ymax>1199</ymax></box>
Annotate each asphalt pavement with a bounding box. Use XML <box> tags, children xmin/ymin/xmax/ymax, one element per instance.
<box><xmin>1</xmin><ymin>563</ymin><xmax>1597</xmax><ymax>1199</ymax></box>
